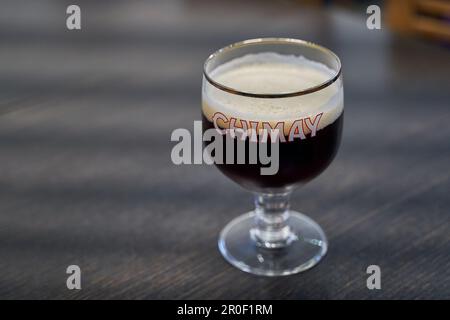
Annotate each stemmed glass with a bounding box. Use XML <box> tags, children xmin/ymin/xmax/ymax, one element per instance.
<box><xmin>202</xmin><ymin>38</ymin><xmax>343</xmax><ymax>276</ymax></box>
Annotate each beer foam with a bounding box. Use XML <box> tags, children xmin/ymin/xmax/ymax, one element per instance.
<box><xmin>203</xmin><ymin>52</ymin><xmax>343</xmax><ymax>135</ymax></box>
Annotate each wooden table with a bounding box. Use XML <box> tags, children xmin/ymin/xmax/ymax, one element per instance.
<box><xmin>0</xmin><ymin>1</ymin><xmax>449</xmax><ymax>299</ymax></box>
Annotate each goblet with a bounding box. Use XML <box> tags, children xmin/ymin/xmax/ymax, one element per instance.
<box><xmin>202</xmin><ymin>38</ymin><xmax>343</xmax><ymax>276</ymax></box>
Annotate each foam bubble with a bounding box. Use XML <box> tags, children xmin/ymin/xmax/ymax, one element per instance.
<box><xmin>202</xmin><ymin>52</ymin><xmax>343</xmax><ymax>135</ymax></box>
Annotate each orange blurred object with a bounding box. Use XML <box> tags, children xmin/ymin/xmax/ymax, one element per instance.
<box><xmin>387</xmin><ymin>0</ymin><xmax>450</xmax><ymax>42</ymax></box>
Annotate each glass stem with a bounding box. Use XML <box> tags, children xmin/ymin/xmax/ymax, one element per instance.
<box><xmin>251</xmin><ymin>192</ymin><xmax>296</xmax><ymax>249</ymax></box>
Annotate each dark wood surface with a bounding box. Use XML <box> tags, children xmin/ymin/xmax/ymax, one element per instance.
<box><xmin>0</xmin><ymin>0</ymin><xmax>449</xmax><ymax>299</ymax></box>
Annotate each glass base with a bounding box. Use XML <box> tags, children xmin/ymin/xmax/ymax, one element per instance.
<box><xmin>218</xmin><ymin>211</ymin><xmax>328</xmax><ymax>276</ymax></box>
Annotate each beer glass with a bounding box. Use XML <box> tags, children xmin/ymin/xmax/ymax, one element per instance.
<box><xmin>202</xmin><ymin>38</ymin><xmax>343</xmax><ymax>276</ymax></box>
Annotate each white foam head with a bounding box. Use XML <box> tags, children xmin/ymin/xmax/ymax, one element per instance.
<box><xmin>202</xmin><ymin>52</ymin><xmax>343</xmax><ymax>135</ymax></box>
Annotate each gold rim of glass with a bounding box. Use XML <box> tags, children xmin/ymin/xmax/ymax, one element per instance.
<box><xmin>203</xmin><ymin>38</ymin><xmax>342</xmax><ymax>99</ymax></box>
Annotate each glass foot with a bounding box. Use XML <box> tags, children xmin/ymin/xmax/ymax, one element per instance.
<box><xmin>218</xmin><ymin>211</ymin><xmax>328</xmax><ymax>276</ymax></box>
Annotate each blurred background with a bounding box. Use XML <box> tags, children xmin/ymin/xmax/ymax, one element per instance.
<box><xmin>0</xmin><ymin>0</ymin><xmax>449</xmax><ymax>299</ymax></box>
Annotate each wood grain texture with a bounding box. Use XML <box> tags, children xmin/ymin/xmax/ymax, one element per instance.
<box><xmin>0</xmin><ymin>0</ymin><xmax>449</xmax><ymax>300</ymax></box>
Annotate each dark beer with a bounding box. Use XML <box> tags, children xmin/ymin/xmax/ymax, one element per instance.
<box><xmin>202</xmin><ymin>113</ymin><xmax>343</xmax><ymax>191</ymax></box>
<box><xmin>202</xmin><ymin>52</ymin><xmax>343</xmax><ymax>192</ymax></box>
